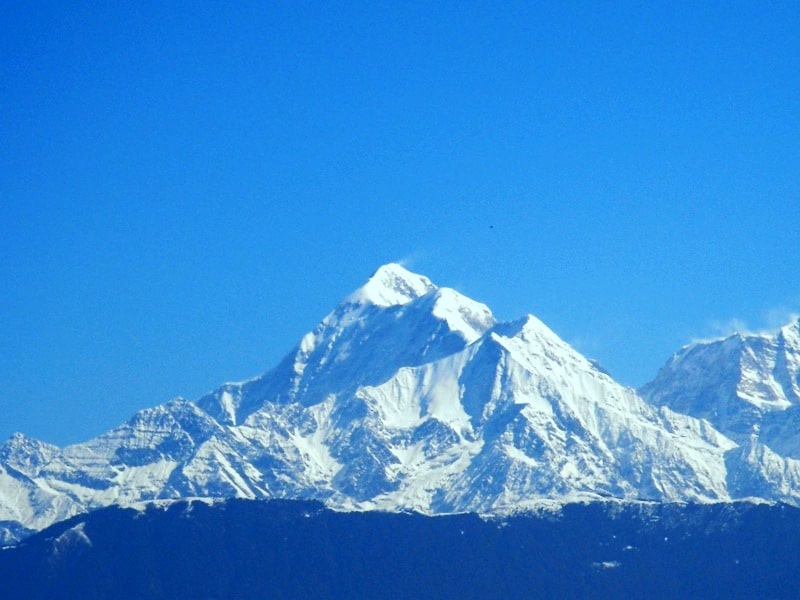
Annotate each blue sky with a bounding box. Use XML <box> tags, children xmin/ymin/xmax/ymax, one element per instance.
<box><xmin>2</xmin><ymin>2</ymin><xmax>799</xmax><ymax>446</ymax></box>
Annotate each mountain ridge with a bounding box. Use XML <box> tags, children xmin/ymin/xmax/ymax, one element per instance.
<box><xmin>2</xmin><ymin>263</ymin><xmax>799</xmax><ymax>544</ymax></box>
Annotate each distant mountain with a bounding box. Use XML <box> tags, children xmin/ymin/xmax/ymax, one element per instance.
<box><xmin>1</xmin><ymin>264</ymin><xmax>798</xmax><ymax>545</ymax></box>
<box><xmin>3</xmin><ymin>497</ymin><xmax>800</xmax><ymax>600</ymax></box>
<box><xmin>640</xmin><ymin>319</ymin><xmax>800</xmax><ymax>502</ymax></box>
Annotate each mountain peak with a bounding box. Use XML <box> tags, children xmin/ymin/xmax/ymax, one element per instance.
<box><xmin>0</xmin><ymin>432</ymin><xmax>59</xmax><ymax>474</ymax></box>
<box><xmin>2</xmin><ymin>432</ymin><xmax>53</xmax><ymax>451</ymax></box>
<box><xmin>780</xmin><ymin>315</ymin><xmax>800</xmax><ymax>339</ymax></box>
<box><xmin>347</xmin><ymin>263</ymin><xmax>437</xmax><ymax>307</ymax></box>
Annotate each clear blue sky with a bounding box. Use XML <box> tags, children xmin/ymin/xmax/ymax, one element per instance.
<box><xmin>2</xmin><ymin>2</ymin><xmax>799</xmax><ymax>446</ymax></box>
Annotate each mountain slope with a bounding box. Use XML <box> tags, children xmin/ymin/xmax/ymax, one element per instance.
<box><xmin>640</xmin><ymin>318</ymin><xmax>800</xmax><ymax>502</ymax></box>
<box><xmin>196</xmin><ymin>263</ymin><xmax>496</xmax><ymax>425</ymax></box>
<box><xmin>360</xmin><ymin>314</ymin><xmax>733</xmax><ymax>513</ymax></box>
<box><xmin>641</xmin><ymin>320</ymin><xmax>800</xmax><ymax>442</ymax></box>
<box><xmin>3</xmin><ymin>263</ymin><xmax>790</xmax><ymax>544</ymax></box>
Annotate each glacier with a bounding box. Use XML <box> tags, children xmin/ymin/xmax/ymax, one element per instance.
<box><xmin>2</xmin><ymin>263</ymin><xmax>798</xmax><ymax>544</ymax></box>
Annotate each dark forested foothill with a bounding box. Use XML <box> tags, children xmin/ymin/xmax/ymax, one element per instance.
<box><xmin>2</xmin><ymin>498</ymin><xmax>799</xmax><ymax>599</ymax></box>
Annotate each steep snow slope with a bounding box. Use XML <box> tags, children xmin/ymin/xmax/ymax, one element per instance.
<box><xmin>0</xmin><ymin>434</ymin><xmax>82</xmax><ymax>542</ymax></box>
<box><xmin>197</xmin><ymin>263</ymin><xmax>496</xmax><ymax>425</ymax></box>
<box><xmin>641</xmin><ymin>319</ymin><xmax>800</xmax><ymax>446</ymax></box>
<box><xmin>362</xmin><ymin>315</ymin><xmax>733</xmax><ymax>513</ymax></box>
<box><xmin>641</xmin><ymin>318</ymin><xmax>800</xmax><ymax>501</ymax></box>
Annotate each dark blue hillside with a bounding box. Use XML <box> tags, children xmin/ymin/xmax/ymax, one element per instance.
<box><xmin>2</xmin><ymin>499</ymin><xmax>799</xmax><ymax>599</ymax></box>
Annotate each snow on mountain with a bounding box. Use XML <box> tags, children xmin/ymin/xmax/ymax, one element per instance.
<box><xmin>1</xmin><ymin>264</ymin><xmax>795</xmax><ymax>544</ymax></box>
<box><xmin>640</xmin><ymin>318</ymin><xmax>800</xmax><ymax>501</ymax></box>
<box><xmin>345</xmin><ymin>262</ymin><xmax>437</xmax><ymax>307</ymax></box>
<box><xmin>641</xmin><ymin>318</ymin><xmax>800</xmax><ymax>444</ymax></box>
<box><xmin>0</xmin><ymin>433</ymin><xmax>59</xmax><ymax>476</ymax></box>
<box><xmin>196</xmin><ymin>263</ymin><xmax>496</xmax><ymax>425</ymax></box>
<box><xmin>392</xmin><ymin>315</ymin><xmax>734</xmax><ymax>513</ymax></box>
<box><xmin>0</xmin><ymin>434</ymin><xmax>82</xmax><ymax>542</ymax></box>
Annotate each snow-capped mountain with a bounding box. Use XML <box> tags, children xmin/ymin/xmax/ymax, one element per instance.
<box><xmin>640</xmin><ymin>318</ymin><xmax>800</xmax><ymax>502</ymax></box>
<box><xmin>0</xmin><ymin>264</ymin><xmax>794</xmax><ymax>544</ymax></box>
<box><xmin>196</xmin><ymin>264</ymin><xmax>496</xmax><ymax>426</ymax></box>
